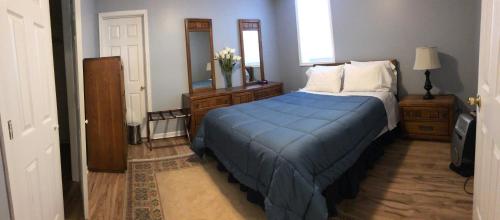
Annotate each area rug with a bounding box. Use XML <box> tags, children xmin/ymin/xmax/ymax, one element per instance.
<box><xmin>126</xmin><ymin>153</ymin><xmax>353</xmax><ymax>220</ymax></box>
<box><xmin>125</xmin><ymin>154</ymin><xmax>265</xmax><ymax>220</ymax></box>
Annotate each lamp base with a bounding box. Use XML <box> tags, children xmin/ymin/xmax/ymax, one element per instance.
<box><xmin>423</xmin><ymin>70</ymin><xmax>434</xmax><ymax>100</ymax></box>
<box><xmin>423</xmin><ymin>92</ymin><xmax>435</xmax><ymax>100</ymax></box>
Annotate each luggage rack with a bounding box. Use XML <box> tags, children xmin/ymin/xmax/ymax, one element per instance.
<box><xmin>146</xmin><ymin>109</ymin><xmax>191</xmax><ymax>151</ymax></box>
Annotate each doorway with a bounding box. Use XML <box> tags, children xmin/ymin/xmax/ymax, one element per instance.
<box><xmin>49</xmin><ymin>0</ymin><xmax>84</xmax><ymax>218</ymax></box>
<box><xmin>98</xmin><ymin>10</ymin><xmax>153</xmax><ymax>137</ymax></box>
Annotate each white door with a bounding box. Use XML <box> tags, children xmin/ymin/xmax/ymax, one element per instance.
<box><xmin>100</xmin><ymin>15</ymin><xmax>148</xmax><ymax>136</ymax></box>
<box><xmin>0</xmin><ymin>0</ymin><xmax>64</xmax><ymax>219</ymax></box>
<box><xmin>473</xmin><ymin>0</ymin><xmax>500</xmax><ymax>219</ymax></box>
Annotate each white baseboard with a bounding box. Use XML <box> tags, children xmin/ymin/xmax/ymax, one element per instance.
<box><xmin>151</xmin><ymin>130</ymin><xmax>186</xmax><ymax>140</ymax></box>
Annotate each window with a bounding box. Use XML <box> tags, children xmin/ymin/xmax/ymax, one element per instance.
<box><xmin>295</xmin><ymin>0</ymin><xmax>335</xmax><ymax>65</ymax></box>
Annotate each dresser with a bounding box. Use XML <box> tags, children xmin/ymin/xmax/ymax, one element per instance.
<box><xmin>182</xmin><ymin>82</ymin><xmax>283</xmax><ymax>136</ymax></box>
<box><xmin>399</xmin><ymin>95</ymin><xmax>456</xmax><ymax>142</ymax></box>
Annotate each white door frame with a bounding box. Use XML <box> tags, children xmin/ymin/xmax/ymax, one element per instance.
<box><xmin>73</xmin><ymin>0</ymin><xmax>89</xmax><ymax>218</ymax></box>
<box><xmin>61</xmin><ymin>0</ymin><xmax>81</xmax><ymax>183</ymax></box>
<box><xmin>98</xmin><ymin>10</ymin><xmax>153</xmax><ymax>128</ymax></box>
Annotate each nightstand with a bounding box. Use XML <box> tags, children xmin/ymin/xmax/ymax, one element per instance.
<box><xmin>399</xmin><ymin>95</ymin><xmax>456</xmax><ymax>142</ymax></box>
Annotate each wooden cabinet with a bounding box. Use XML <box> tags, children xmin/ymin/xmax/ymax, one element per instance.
<box><xmin>183</xmin><ymin>82</ymin><xmax>283</xmax><ymax>136</ymax></box>
<box><xmin>399</xmin><ymin>95</ymin><xmax>456</xmax><ymax>142</ymax></box>
<box><xmin>84</xmin><ymin>57</ymin><xmax>128</xmax><ymax>172</ymax></box>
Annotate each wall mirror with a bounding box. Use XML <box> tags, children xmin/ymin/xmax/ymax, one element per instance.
<box><xmin>239</xmin><ymin>19</ymin><xmax>265</xmax><ymax>86</ymax></box>
<box><xmin>185</xmin><ymin>18</ymin><xmax>216</xmax><ymax>93</ymax></box>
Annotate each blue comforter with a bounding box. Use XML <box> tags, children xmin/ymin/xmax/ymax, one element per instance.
<box><xmin>192</xmin><ymin>92</ymin><xmax>387</xmax><ymax>220</ymax></box>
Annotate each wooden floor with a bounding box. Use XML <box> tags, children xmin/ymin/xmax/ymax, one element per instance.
<box><xmin>88</xmin><ymin>137</ymin><xmax>191</xmax><ymax>220</ymax></box>
<box><xmin>63</xmin><ymin>181</ymin><xmax>84</xmax><ymax>220</ymax></box>
<box><xmin>127</xmin><ymin>137</ymin><xmax>193</xmax><ymax>161</ymax></box>
<box><xmin>88</xmin><ymin>137</ymin><xmax>473</xmax><ymax>220</ymax></box>
<box><xmin>337</xmin><ymin>139</ymin><xmax>473</xmax><ymax>219</ymax></box>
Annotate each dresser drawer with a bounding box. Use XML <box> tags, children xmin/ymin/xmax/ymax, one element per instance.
<box><xmin>192</xmin><ymin>95</ymin><xmax>231</xmax><ymax>110</ymax></box>
<box><xmin>402</xmin><ymin>107</ymin><xmax>449</xmax><ymax>122</ymax></box>
<box><xmin>254</xmin><ymin>86</ymin><xmax>282</xmax><ymax>100</ymax></box>
<box><xmin>404</xmin><ymin>121</ymin><xmax>449</xmax><ymax>136</ymax></box>
<box><xmin>232</xmin><ymin>92</ymin><xmax>255</xmax><ymax>104</ymax></box>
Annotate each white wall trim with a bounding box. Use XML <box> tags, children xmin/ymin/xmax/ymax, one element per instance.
<box><xmin>151</xmin><ymin>130</ymin><xmax>186</xmax><ymax>140</ymax></box>
<box><xmin>97</xmin><ymin>10</ymin><xmax>154</xmax><ymax>131</ymax></box>
<box><xmin>73</xmin><ymin>0</ymin><xmax>89</xmax><ymax>218</ymax></box>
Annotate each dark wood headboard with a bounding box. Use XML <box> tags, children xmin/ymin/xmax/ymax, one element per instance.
<box><xmin>313</xmin><ymin>59</ymin><xmax>400</xmax><ymax>99</ymax></box>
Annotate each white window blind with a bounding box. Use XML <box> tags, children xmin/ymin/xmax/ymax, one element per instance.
<box><xmin>295</xmin><ymin>0</ymin><xmax>335</xmax><ymax>65</ymax></box>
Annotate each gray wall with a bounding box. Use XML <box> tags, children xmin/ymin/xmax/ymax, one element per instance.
<box><xmin>275</xmin><ymin>0</ymin><xmax>481</xmax><ymax>110</ymax></box>
<box><xmin>81</xmin><ymin>0</ymin><xmax>98</xmax><ymax>58</ymax></box>
<box><xmin>81</xmin><ymin>0</ymin><xmax>280</xmax><ymax>134</ymax></box>
<box><xmin>81</xmin><ymin>0</ymin><xmax>481</xmax><ymax>136</ymax></box>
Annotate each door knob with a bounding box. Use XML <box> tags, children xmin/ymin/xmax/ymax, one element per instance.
<box><xmin>468</xmin><ymin>95</ymin><xmax>481</xmax><ymax>107</ymax></box>
<box><xmin>140</xmin><ymin>86</ymin><xmax>145</xmax><ymax>91</ymax></box>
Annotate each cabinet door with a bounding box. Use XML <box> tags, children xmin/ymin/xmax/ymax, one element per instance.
<box><xmin>84</xmin><ymin>57</ymin><xmax>127</xmax><ymax>172</ymax></box>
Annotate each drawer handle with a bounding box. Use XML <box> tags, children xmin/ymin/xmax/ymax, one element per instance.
<box><xmin>419</xmin><ymin>125</ymin><xmax>434</xmax><ymax>131</ymax></box>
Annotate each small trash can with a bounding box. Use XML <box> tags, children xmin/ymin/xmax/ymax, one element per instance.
<box><xmin>128</xmin><ymin>123</ymin><xmax>142</xmax><ymax>145</ymax></box>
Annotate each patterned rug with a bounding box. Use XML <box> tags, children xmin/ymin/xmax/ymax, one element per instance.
<box><xmin>126</xmin><ymin>154</ymin><xmax>200</xmax><ymax>220</ymax></box>
<box><xmin>125</xmin><ymin>153</ymin><xmax>354</xmax><ymax>220</ymax></box>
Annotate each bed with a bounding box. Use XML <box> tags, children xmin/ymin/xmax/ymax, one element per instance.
<box><xmin>192</xmin><ymin>60</ymin><xmax>400</xmax><ymax>220</ymax></box>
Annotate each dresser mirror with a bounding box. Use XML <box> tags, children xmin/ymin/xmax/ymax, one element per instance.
<box><xmin>185</xmin><ymin>18</ymin><xmax>216</xmax><ymax>93</ymax></box>
<box><xmin>239</xmin><ymin>19</ymin><xmax>265</xmax><ymax>86</ymax></box>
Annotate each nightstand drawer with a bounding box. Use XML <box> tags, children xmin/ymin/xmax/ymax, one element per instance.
<box><xmin>402</xmin><ymin>107</ymin><xmax>449</xmax><ymax>122</ymax></box>
<box><xmin>404</xmin><ymin>121</ymin><xmax>449</xmax><ymax>136</ymax></box>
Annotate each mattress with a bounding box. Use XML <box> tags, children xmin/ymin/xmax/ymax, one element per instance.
<box><xmin>192</xmin><ymin>92</ymin><xmax>389</xmax><ymax>219</ymax></box>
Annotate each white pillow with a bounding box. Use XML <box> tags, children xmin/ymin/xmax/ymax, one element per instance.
<box><xmin>303</xmin><ymin>65</ymin><xmax>343</xmax><ymax>93</ymax></box>
<box><xmin>343</xmin><ymin>64</ymin><xmax>386</xmax><ymax>92</ymax></box>
<box><xmin>305</xmin><ymin>65</ymin><xmax>344</xmax><ymax>78</ymax></box>
<box><xmin>350</xmin><ymin>60</ymin><xmax>397</xmax><ymax>93</ymax></box>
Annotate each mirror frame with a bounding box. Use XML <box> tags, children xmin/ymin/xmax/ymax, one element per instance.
<box><xmin>185</xmin><ymin>18</ymin><xmax>216</xmax><ymax>94</ymax></box>
<box><xmin>239</xmin><ymin>19</ymin><xmax>265</xmax><ymax>86</ymax></box>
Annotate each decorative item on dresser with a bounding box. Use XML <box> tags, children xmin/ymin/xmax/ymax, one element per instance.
<box><xmin>83</xmin><ymin>57</ymin><xmax>128</xmax><ymax>172</ymax></box>
<box><xmin>182</xmin><ymin>82</ymin><xmax>283</xmax><ymax>136</ymax></box>
<box><xmin>215</xmin><ymin>47</ymin><xmax>242</xmax><ymax>88</ymax></box>
<box><xmin>400</xmin><ymin>95</ymin><xmax>456</xmax><ymax>142</ymax></box>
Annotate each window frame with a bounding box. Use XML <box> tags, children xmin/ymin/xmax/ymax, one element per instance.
<box><xmin>295</xmin><ymin>0</ymin><xmax>336</xmax><ymax>66</ymax></box>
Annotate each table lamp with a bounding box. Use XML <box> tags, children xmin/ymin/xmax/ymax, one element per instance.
<box><xmin>414</xmin><ymin>47</ymin><xmax>441</xmax><ymax>100</ymax></box>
